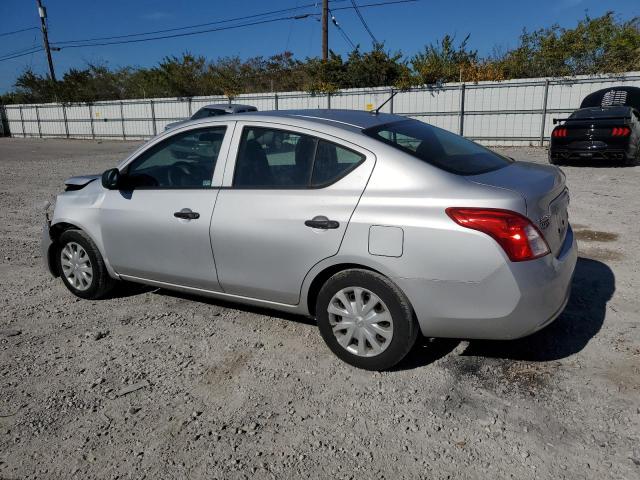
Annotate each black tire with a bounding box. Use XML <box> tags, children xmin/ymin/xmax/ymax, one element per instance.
<box><xmin>316</xmin><ymin>269</ymin><xmax>419</xmax><ymax>371</ymax></box>
<box><xmin>56</xmin><ymin>229</ymin><xmax>116</xmax><ymax>300</ymax></box>
<box><xmin>623</xmin><ymin>154</ymin><xmax>637</xmax><ymax>166</ymax></box>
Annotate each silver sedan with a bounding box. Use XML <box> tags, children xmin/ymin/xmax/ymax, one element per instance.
<box><xmin>42</xmin><ymin>110</ymin><xmax>577</xmax><ymax>370</ymax></box>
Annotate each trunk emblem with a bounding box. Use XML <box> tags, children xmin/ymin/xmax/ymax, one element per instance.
<box><xmin>539</xmin><ymin>215</ymin><xmax>551</xmax><ymax>230</ymax></box>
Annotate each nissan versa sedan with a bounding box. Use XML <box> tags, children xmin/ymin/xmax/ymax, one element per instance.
<box><xmin>42</xmin><ymin>110</ymin><xmax>577</xmax><ymax>370</ymax></box>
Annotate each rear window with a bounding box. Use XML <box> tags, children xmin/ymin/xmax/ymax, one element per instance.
<box><xmin>569</xmin><ymin>107</ymin><xmax>630</xmax><ymax>119</ymax></box>
<box><xmin>363</xmin><ymin>119</ymin><xmax>512</xmax><ymax>175</ymax></box>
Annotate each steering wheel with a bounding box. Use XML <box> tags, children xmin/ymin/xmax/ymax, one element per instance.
<box><xmin>167</xmin><ymin>162</ymin><xmax>192</xmax><ymax>187</ymax></box>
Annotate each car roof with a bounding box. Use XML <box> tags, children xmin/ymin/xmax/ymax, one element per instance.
<box><xmin>221</xmin><ymin>109</ymin><xmax>406</xmax><ymax>132</ymax></box>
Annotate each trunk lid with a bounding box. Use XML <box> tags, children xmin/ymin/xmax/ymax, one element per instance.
<box><xmin>465</xmin><ymin>162</ymin><xmax>569</xmax><ymax>257</ymax></box>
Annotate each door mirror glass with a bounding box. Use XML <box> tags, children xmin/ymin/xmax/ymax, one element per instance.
<box><xmin>101</xmin><ymin>168</ymin><xmax>121</xmax><ymax>190</ymax></box>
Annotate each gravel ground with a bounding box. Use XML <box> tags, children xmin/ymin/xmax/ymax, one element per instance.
<box><xmin>0</xmin><ymin>138</ymin><xmax>638</xmax><ymax>480</ymax></box>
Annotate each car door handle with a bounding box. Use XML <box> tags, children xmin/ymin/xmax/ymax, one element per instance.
<box><xmin>174</xmin><ymin>209</ymin><xmax>200</xmax><ymax>220</ymax></box>
<box><xmin>304</xmin><ymin>216</ymin><xmax>339</xmax><ymax>229</ymax></box>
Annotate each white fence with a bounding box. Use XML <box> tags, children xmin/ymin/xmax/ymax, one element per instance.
<box><xmin>2</xmin><ymin>72</ymin><xmax>639</xmax><ymax>146</ymax></box>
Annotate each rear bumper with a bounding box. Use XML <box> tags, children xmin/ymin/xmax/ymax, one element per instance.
<box><xmin>397</xmin><ymin>225</ymin><xmax>578</xmax><ymax>340</ymax></box>
<box><xmin>549</xmin><ymin>145</ymin><xmax>631</xmax><ymax>162</ymax></box>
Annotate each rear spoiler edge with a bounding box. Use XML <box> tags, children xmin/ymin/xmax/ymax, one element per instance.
<box><xmin>552</xmin><ymin>116</ymin><xmax>631</xmax><ymax>125</ymax></box>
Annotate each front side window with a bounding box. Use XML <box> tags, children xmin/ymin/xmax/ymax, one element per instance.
<box><xmin>233</xmin><ymin>126</ymin><xmax>365</xmax><ymax>188</ymax></box>
<box><xmin>364</xmin><ymin>119</ymin><xmax>512</xmax><ymax>175</ymax></box>
<box><xmin>126</xmin><ymin>127</ymin><xmax>226</xmax><ymax>188</ymax></box>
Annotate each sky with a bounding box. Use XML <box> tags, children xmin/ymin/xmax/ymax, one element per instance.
<box><xmin>0</xmin><ymin>0</ymin><xmax>638</xmax><ymax>93</ymax></box>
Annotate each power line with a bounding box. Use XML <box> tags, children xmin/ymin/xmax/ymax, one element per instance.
<box><xmin>329</xmin><ymin>10</ymin><xmax>356</xmax><ymax>49</ymax></box>
<box><xmin>54</xmin><ymin>1</ymin><xmax>347</xmax><ymax>46</ymax></box>
<box><xmin>0</xmin><ymin>26</ymin><xmax>39</xmax><ymax>37</ymax></box>
<box><xmin>0</xmin><ymin>44</ymin><xmax>48</xmax><ymax>58</ymax></box>
<box><xmin>54</xmin><ymin>15</ymin><xmax>315</xmax><ymax>49</ymax></box>
<box><xmin>350</xmin><ymin>0</ymin><xmax>378</xmax><ymax>45</ymax></box>
<box><xmin>51</xmin><ymin>0</ymin><xmax>414</xmax><ymax>50</ymax></box>
<box><xmin>0</xmin><ymin>0</ymin><xmax>415</xmax><ymax>63</ymax></box>
<box><xmin>0</xmin><ymin>47</ymin><xmax>44</xmax><ymax>62</ymax></box>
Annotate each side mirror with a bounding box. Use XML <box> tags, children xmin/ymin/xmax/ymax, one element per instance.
<box><xmin>101</xmin><ymin>168</ymin><xmax>121</xmax><ymax>190</ymax></box>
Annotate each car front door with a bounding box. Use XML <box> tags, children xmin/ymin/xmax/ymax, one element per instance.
<box><xmin>100</xmin><ymin>123</ymin><xmax>233</xmax><ymax>290</ymax></box>
<box><xmin>211</xmin><ymin>122</ymin><xmax>375</xmax><ymax>305</ymax></box>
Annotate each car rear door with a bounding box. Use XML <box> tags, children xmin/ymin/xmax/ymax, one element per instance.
<box><xmin>210</xmin><ymin>122</ymin><xmax>375</xmax><ymax>305</ymax></box>
<box><xmin>99</xmin><ymin>123</ymin><xmax>234</xmax><ymax>290</ymax></box>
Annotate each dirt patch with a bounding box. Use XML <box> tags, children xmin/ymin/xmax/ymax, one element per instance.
<box><xmin>579</xmin><ymin>246</ymin><xmax>624</xmax><ymax>262</ymax></box>
<box><xmin>574</xmin><ymin>229</ymin><xmax>619</xmax><ymax>242</ymax></box>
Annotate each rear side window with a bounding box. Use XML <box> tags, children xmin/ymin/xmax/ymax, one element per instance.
<box><xmin>233</xmin><ymin>127</ymin><xmax>365</xmax><ymax>188</ymax></box>
<box><xmin>312</xmin><ymin>140</ymin><xmax>364</xmax><ymax>186</ymax></box>
<box><xmin>364</xmin><ymin>119</ymin><xmax>512</xmax><ymax>175</ymax></box>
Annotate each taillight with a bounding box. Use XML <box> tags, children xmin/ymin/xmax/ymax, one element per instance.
<box><xmin>612</xmin><ymin>127</ymin><xmax>630</xmax><ymax>137</ymax></box>
<box><xmin>552</xmin><ymin>127</ymin><xmax>568</xmax><ymax>138</ymax></box>
<box><xmin>446</xmin><ymin>208</ymin><xmax>550</xmax><ymax>262</ymax></box>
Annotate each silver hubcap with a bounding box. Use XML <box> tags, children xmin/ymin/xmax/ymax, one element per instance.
<box><xmin>60</xmin><ymin>242</ymin><xmax>93</xmax><ymax>291</ymax></box>
<box><xmin>327</xmin><ymin>287</ymin><xmax>393</xmax><ymax>357</ymax></box>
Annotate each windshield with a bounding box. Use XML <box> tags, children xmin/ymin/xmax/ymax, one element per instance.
<box><xmin>191</xmin><ymin>108</ymin><xmax>226</xmax><ymax>119</ymax></box>
<box><xmin>363</xmin><ymin>119</ymin><xmax>512</xmax><ymax>175</ymax></box>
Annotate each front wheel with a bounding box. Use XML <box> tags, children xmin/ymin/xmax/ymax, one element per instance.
<box><xmin>56</xmin><ymin>229</ymin><xmax>116</xmax><ymax>300</ymax></box>
<box><xmin>316</xmin><ymin>269</ymin><xmax>419</xmax><ymax>370</ymax></box>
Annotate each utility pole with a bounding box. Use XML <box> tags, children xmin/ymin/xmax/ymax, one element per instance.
<box><xmin>36</xmin><ymin>0</ymin><xmax>56</xmax><ymax>81</ymax></box>
<box><xmin>321</xmin><ymin>0</ymin><xmax>328</xmax><ymax>61</ymax></box>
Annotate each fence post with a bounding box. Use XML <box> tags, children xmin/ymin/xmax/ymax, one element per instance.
<box><xmin>458</xmin><ymin>83</ymin><xmax>466</xmax><ymax>136</ymax></box>
<box><xmin>327</xmin><ymin>92</ymin><xmax>331</xmax><ymax>109</ymax></box>
<box><xmin>389</xmin><ymin>87</ymin><xmax>395</xmax><ymax>114</ymax></box>
<box><xmin>19</xmin><ymin>106</ymin><xmax>25</xmax><ymax>138</ymax></box>
<box><xmin>539</xmin><ymin>79</ymin><xmax>550</xmax><ymax>147</ymax></box>
<box><xmin>35</xmin><ymin>106</ymin><xmax>42</xmax><ymax>138</ymax></box>
<box><xmin>274</xmin><ymin>93</ymin><xmax>279</xmax><ymax>111</ymax></box>
<box><xmin>62</xmin><ymin>104</ymin><xmax>70</xmax><ymax>138</ymax></box>
<box><xmin>150</xmin><ymin>99</ymin><xmax>157</xmax><ymax>136</ymax></box>
<box><xmin>88</xmin><ymin>104</ymin><xmax>95</xmax><ymax>139</ymax></box>
<box><xmin>119</xmin><ymin>101</ymin><xmax>126</xmax><ymax>140</ymax></box>
<box><xmin>187</xmin><ymin>97</ymin><xmax>193</xmax><ymax>116</ymax></box>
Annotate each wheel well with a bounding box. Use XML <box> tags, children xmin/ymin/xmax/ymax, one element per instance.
<box><xmin>306</xmin><ymin>263</ymin><xmax>380</xmax><ymax>317</ymax></box>
<box><xmin>50</xmin><ymin>222</ymin><xmax>80</xmax><ymax>239</ymax></box>
<box><xmin>47</xmin><ymin>222</ymin><xmax>81</xmax><ymax>276</ymax></box>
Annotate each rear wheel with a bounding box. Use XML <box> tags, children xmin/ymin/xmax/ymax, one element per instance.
<box><xmin>56</xmin><ymin>229</ymin><xmax>116</xmax><ymax>300</ymax></box>
<box><xmin>316</xmin><ymin>269</ymin><xmax>419</xmax><ymax>370</ymax></box>
<box><xmin>623</xmin><ymin>153</ymin><xmax>637</xmax><ymax>166</ymax></box>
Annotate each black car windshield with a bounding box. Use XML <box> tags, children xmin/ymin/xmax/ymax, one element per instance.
<box><xmin>192</xmin><ymin>108</ymin><xmax>227</xmax><ymax>119</ymax></box>
<box><xmin>363</xmin><ymin>119</ymin><xmax>512</xmax><ymax>175</ymax></box>
<box><xmin>570</xmin><ymin>107</ymin><xmax>630</xmax><ymax>119</ymax></box>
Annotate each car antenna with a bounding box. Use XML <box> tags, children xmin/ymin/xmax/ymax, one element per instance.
<box><xmin>372</xmin><ymin>89</ymin><xmax>400</xmax><ymax>115</ymax></box>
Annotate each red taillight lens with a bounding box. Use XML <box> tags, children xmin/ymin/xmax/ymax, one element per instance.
<box><xmin>552</xmin><ymin>127</ymin><xmax>568</xmax><ymax>138</ymax></box>
<box><xmin>446</xmin><ymin>208</ymin><xmax>551</xmax><ymax>262</ymax></box>
<box><xmin>612</xmin><ymin>127</ymin><xmax>630</xmax><ymax>137</ymax></box>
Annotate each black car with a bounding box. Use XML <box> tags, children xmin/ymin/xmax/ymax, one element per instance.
<box><xmin>549</xmin><ymin>86</ymin><xmax>640</xmax><ymax>165</ymax></box>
